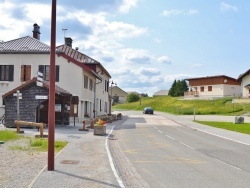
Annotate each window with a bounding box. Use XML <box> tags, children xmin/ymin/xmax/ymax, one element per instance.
<box><xmin>0</xmin><ymin>65</ymin><xmax>14</xmax><ymax>81</ymax></box>
<box><xmin>21</xmin><ymin>65</ymin><xmax>31</xmax><ymax>81</ymax></box>
<box><xmin>89</xmin><ymin>79</ymin><xmax>93</xmax><ymax>91</ymax></box>
<box><xmin>38</xmin><ymin>65</ymin><xmax>59</xmax><ymax>82</ymax></box>
<box><xmin>200</xmin><ymin>86</ymin><xmax>204</xmax><ymax>92</ymax></box>
<box><xmin>100</xmin><ymin>99</ymin><xmax>102</xmax><ymax>112</ymax></box>
<box><xmin>105</xmin><ymin>101</ymin><xmax>107</xmax><ymax>113</ymax></box>
<box><xmin>84</xmin><ymin>75</ymin><xmax>88</xmax><ymax>89</ymax></box>
<box><xmin>208</xmin><ymin>86</ymin><xmax>212</xmax><ymax>91</ymax></box>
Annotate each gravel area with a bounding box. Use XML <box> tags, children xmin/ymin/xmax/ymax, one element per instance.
<box><xmin>0</xmin><ymin>138</ymin><xmax>47</xmax><ymax>188</ymax></box>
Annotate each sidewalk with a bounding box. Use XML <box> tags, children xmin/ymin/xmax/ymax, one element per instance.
<box><xmin>23</xmin><ymin>121</ymin><xmax>122</xmax><ymax>188</ymax></box>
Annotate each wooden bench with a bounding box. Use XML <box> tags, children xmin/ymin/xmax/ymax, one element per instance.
<box><xmin>14</xmin><ymin>120</ymin><xmax>46</xmax><ymax>137</ymax></box>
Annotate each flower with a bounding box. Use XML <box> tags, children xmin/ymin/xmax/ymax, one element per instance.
<box><xmin>95</xmin><ymin>119</ymin><xmax>106</xmax><ymax>126</ymax></box>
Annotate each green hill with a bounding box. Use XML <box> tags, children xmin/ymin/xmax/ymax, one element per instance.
<box><xmin>113</xmin><ymin>96</ymin><xmax>250</xmax><ymax>115</ymax></box>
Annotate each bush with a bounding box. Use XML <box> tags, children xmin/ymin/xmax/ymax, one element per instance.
<box><xmin>126</xmin><ymin>93</ymin><xmax>140</xmax><ymax>103</ymax></box>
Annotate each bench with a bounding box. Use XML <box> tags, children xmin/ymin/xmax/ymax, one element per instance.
<box><xmin>14</xmin><ymin>120</ymin><xmax>46</xmax><ymax>137</ymax></box>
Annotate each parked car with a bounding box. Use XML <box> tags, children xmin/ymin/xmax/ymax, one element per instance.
<box><xmin>143</xmin><ymin>107</ymin><xmax>154</xmax><ymax>114</ymax></box>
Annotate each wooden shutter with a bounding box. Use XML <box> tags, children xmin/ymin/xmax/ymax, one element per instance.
<box><xmin>26</xmin><ymin>65</ymin><xmax>31</xmax><ymax>81</ymax></box>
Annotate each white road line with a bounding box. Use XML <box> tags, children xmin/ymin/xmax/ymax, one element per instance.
<box><xmin>179</xmin><ymin>141</ymin><xmax>194</xmax><ymax>150</ymax></box>
<box><xmin>158</xmin><ymin>130</ymin><xmax>163</xmax><ymax>133</ymax></box>
<box><xmin>106</xmin><ymin>125</ymin><xmax>125</xmax><ymax>188</ymax></box>
<box><xmin>214</xmin><ymin>158</ymin><xmax>242</xmax><ymax>171</ymax></box>
<box><xmin>195</xmin><ymin>129</ymin><xmax>250</xmax><ymax>146</ymax></box>
<box><xmin>165</xmin><ymin>135</ymin><xmax>175</xmax><ymax>140</ymax></box>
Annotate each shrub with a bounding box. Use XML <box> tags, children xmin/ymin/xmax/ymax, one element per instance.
<box><xmin>126</xmin><ymin>93</ymin><xmax>140</xmax><ymax>103</ymax></box>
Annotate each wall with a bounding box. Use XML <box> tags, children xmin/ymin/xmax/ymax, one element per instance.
<box><xmin>4</xmin><ymin>83</ymin><xmax>48</xmax><ymax>127</ymax></box>
<box><xmin>241</xmin><ymin>74</ymin><xmax>250</xmax><ymax>97</ymax></box>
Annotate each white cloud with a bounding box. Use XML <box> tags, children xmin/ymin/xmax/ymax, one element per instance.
<box><xmin>163</xmin><ymin>9</ymin><xmax>198</xmax><ymax>16</ymax></box>
<box><xmin>157</xmin><ymin>56</ymin><xmax>172</xmax><ymax>64</ymax></box>
<box><xmin>120</xmin><ymin>48</ymin><xmax>152</xmax><ymax>64</ymax></box>
<box><xmin>132</xmin><ymin>67</ymin><xmax>161</xmax><ymax>76</ymax></box>
<box><xmin>220</xmin><ymin>2</ymin><xmax>238</xmax><ymax>12</ymax></box>
<box><xmin>119</xmin><ymin>0</ymin><xmax>138</xmax><ymax>13</ymax></box>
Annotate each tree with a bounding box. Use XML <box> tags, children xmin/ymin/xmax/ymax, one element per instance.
<box><xmin>126</xmin><ymin>93</ymin><xmax>140</xmax><ymax>103</ymax></box>
<box><xmin>169</xmin><ymin>79</ymin><xmax>188</xmax><ymax>97</ymax></box>
<box><xmin>140</xmin><ymin>93</ymin><xmax>148</xmax><ymax>97</ymax></box>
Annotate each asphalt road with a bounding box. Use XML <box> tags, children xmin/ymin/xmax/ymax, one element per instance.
<box><xmin>112</xmin><ymin>111</ymin><xmax>250</xmax><ymax>188</ymax></box>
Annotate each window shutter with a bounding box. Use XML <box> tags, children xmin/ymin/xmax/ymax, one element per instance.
<box><xmin>26</xmin><ymin>65</ymin><xmax>31</xmax><ymax>80</ymax></box>
<box><xmin>56</xmin><ymin>65</ymin><xmax>59</xmax><ymax>82</ymax></box>
<box><xmin>9</xmin><ymin>65</ymin><xmax>14</xmax><ymax>81</ymax></box>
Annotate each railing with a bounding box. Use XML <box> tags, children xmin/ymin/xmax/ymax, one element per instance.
<box><xmin>184</xmin><ymin>91</ymin><xmax>199</xmax><ymax>97</ymax></box>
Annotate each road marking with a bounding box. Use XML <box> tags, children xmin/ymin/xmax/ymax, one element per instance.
<box><xmin>214</xmin><ymin>158</ymin><xmax>242</xmax><ymax>171</ymax></box>
<box><xmin>124</xmin><ymin>144</ymin><xmax>170</xmax><ymax>153</ymax></box>
<box><xmin>165</xmin><ymin>135</ymin><xmax>175</xmax><ymax>140</ymax></box>
<box><xmin>158</xmin><ymin>130</ymin><xmax>163</xmax><ymax>133</ymax></box>
<box><xmin>179</xmin><ymin>141</ymin><xmax>194</xmax><ymax>150</ymax></box>
<box><xmin>195</xmin><ymin>129</ymin><xmax>250</xmax><ymax>146</ymax></box>
<box><xmin>106</xmin><ymin>125</ymin><xmax>125</xmax><ymax>188</ymax></box>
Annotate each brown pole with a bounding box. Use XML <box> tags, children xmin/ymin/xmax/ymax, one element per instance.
<box><xmin>48</xmin><ymin>0</ymin><xmax>56</xmax><ymax>171</ymax></box>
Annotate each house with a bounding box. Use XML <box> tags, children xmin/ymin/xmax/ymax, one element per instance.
<box><xmin>237</xmin><ymin>69</ymin><xmax>250</xmax><ymax>98</ymax></box>
<box><xmin>109</xmin><ymin>86</ymin><xmax>128</xmax><ymax>104</ymax></box>
<box><xmin>0</xmin><ymin>23</ymin><xmax>111</xmax><ymax>125</ymax></box>
<box><xmin>2</xmin><ymin>77</ymin><xmax>72</xmax><ymax>127</ymax></box>
<box><xmin>185</xmin><ymin>75</ymin><xmax>241</xmax><ymax>99</ymax></box>
<box><xmin>153</xmin><ymin>90</ymin><xmax>169</xmax><ymax>97</ymax></box>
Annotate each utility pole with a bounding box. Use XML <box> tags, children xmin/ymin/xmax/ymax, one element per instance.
<box><xmin>48</xmin><ymin>0</ymin><xmax>57</xmax><ymax>171</ymax></box>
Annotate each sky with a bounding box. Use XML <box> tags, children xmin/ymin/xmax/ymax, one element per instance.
<box><xmin>0</xmin><ymin>0</ymin><xmax>250</xmax><ymax>96</ymax></box>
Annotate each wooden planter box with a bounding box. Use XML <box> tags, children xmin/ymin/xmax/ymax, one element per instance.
<box><xmin>93</xmin><ymin>125</ymin><xmax>106</xmax><ymax>135</ymax></box>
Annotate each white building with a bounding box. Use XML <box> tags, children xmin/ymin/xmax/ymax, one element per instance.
<box><xmin>185</xmin><ymin>75</ymin><xmax>241</xmax><ymax>99</ymax></box>
<box><xmin>0</xmin><ymin>23</ymin><xmax>111</xmax><ymax>123</ymax></box>
<box><xmin>237</xmin><ymin>69</ymin><xmax>250</xmax><ymax>98</ymax></box>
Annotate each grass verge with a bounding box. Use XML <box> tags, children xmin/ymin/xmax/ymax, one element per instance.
<box><xmin>195</xmin><ymin>121</ymin><xmax>250</xmax><ymax>135</ymax></box>
<box><xmin>0</xmin><ymin>130</ymin><xmax>68</xmax><ymax>152</ymax></box>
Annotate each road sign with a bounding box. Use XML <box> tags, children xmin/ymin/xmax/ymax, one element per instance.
<box><xmin>37</xmin><ymin>77</ymin><xmax>43</xmax><ymax>82</ymax></box>
<box><xmin>13</xmin><ymin>93</ymin><xmax>22</xmax><ymax>97</ymax></box>
<box><xmin>37</xmin><ymin>71</ymin><xmax>43</xmax><ymax>77</ymax></box>
<box><xmin>35</xmin><ymin>95</ymin><xmax>48</xmax><ymax>100</ymax></box>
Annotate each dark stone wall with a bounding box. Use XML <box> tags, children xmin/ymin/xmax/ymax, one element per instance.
<box><xmin>4</xmin><ymin>83</ymin><xmax>48</xmax><ymax>127</ymax></box>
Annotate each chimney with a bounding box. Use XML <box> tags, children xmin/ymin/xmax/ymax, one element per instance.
<box><xmin>33</xmin><ymin>23</ymin><xmax>41</xmax><ymax>40</ymax></box>
<box><xmin>65</xmin><ymin>37</ymin><xmax>73</xmax><ymax>47</ymax></box>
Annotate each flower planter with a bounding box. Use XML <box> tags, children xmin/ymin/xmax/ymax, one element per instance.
<box><xmin>93</xmin><ymin>125</ymin><xmax>106</xmax><ymax>136</ymax></box>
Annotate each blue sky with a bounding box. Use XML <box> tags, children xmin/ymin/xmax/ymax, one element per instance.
<box><xmin>0</xmin><ymin>0</ymin><xmax>249</xmax><ymax>96</ymax></box>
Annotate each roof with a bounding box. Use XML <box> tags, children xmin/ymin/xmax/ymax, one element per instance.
<box><xmin>185</xmin><ymin>75</ymin><xmax>236</xmax><ymax>81</ymax></box>
<box><xmin>153</xmin><ymin>90</ymin><xmax>169</xmax><ymax>96</ymax></box>
<box><xmin>2</xmin><ymin>77</ymin><xmax>71</xmax><ymax>98</ymax></box>
<box><xmin>0</xmin><ymin>36</ymin><xmax>50</xmax><ymax>53</ymax></box>
<box><xmin>57</xmin><ymin>45</ymin><xmax>111</xmax><ymax>78</ymax></box>
<box><xmin>109</xmin><ymin>86</ymin><xmax>128</xmax><ymax>95</ymax></box>
<box><xmin>237</xmin><ymin>69</ymin><xmax>250</xmax><ymax>82</ymax></box>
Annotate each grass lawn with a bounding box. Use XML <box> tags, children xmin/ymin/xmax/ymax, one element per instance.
<box><xmin>0</xmin><ymin>130</ymin><xmax>68</xmax><ymax>152</ymax></box>
<box><xmin>113</xmin><ymin>96</ymin><xmax>250</xmax><ymax>115</ymax></box>
<box><xmin>195</xmin><ymin>121</ymin><xmax>250</xmax><ymax>135</ymax></box>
